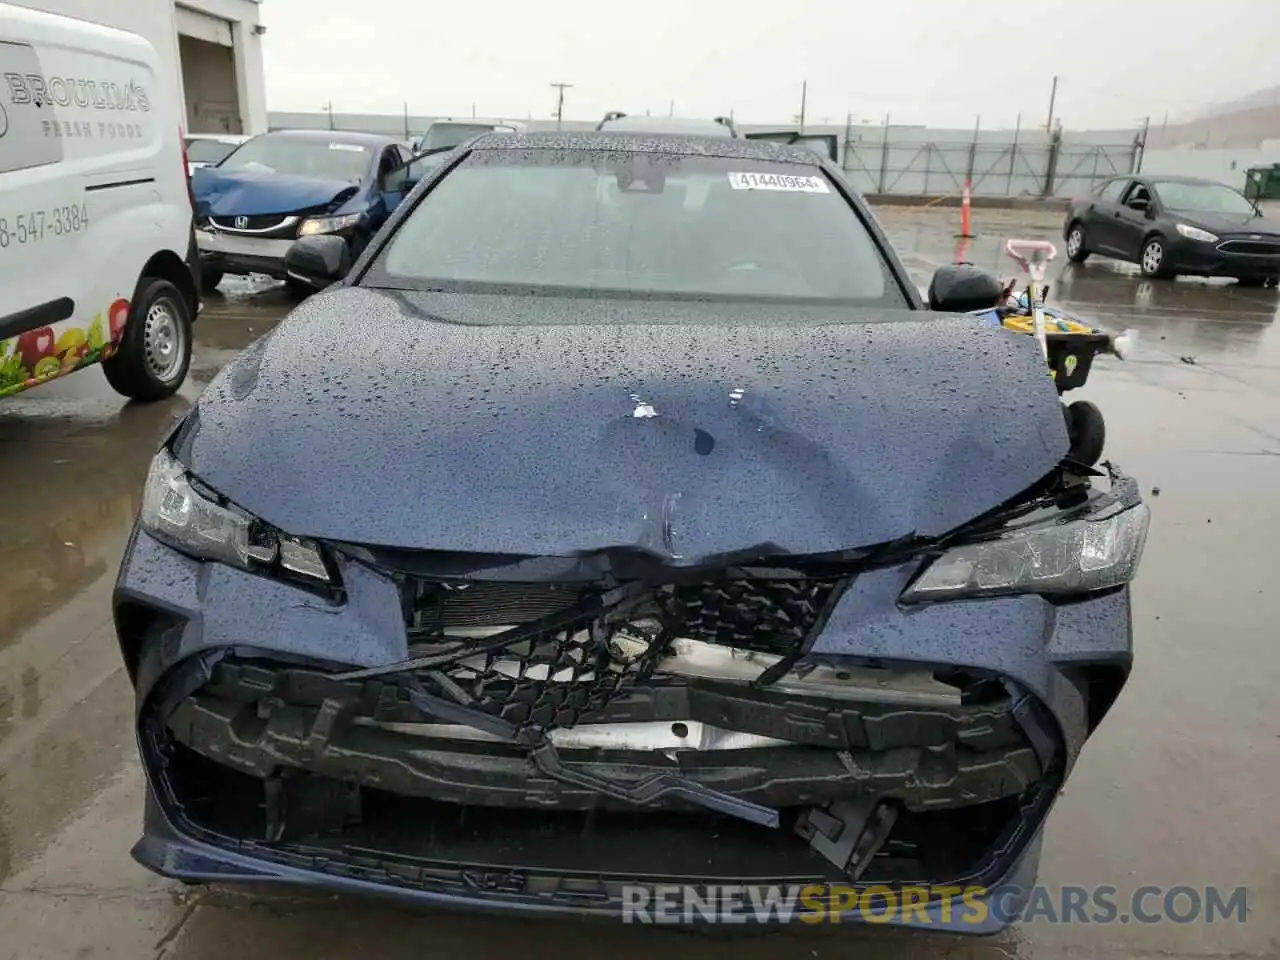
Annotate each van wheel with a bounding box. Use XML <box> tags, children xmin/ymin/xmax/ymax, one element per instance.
<box><xmin>102</xmin><ymin>279</ymin><xmax>193</xmax><ymax>402</ymax></box>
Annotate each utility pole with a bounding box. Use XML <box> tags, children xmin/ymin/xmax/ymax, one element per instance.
<box><xmin>322</xmin><ymin>100</ymin><xmax>333</xmax><ymax>130</ymax></box>
<box><xmin>403</xmin><ymin>101</ymin><xmax>409</xmax><ymax>141</ymax></box>
<box><xmin>668</xmin><ymin>99</ymin><xmax>674</xmax><ymax>117</ymax></box>
<box><xmin>550</xmin><ymin>82</ymin><xmax>572</xmax><ymax>130</ymax></box>
<box><xmin>1045</xmin><ymin>75</ymin><xmax>1058</xmax><ymax>132</ymax></box>
<box><xmin>1135</xmin><ymin>115</ymin><xmax>1151</xmax><ymax>174</ymax></box>
<box><xmin>798</xmin><ymin>80</ymin><xmax>807</xmax><ymax>134</ymax></box>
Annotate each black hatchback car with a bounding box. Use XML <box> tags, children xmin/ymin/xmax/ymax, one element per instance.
<box><xmin>1063</xmin><ymin>175</ymin><xmax>1280</xmax><ymax>286</ymax></box>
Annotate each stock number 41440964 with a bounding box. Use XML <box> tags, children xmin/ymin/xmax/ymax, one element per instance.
<box><xmin>0</xmin><ymin>203</ymin><xmax>90</xmax><ymax>248</ymax></box>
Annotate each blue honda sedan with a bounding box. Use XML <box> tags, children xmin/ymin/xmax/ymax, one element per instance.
<box><xmin>191</xmin><ymin>129</ymin><xmax>418</xmax><ymax>294</ymax></box>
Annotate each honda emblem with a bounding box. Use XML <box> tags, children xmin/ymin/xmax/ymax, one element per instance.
<box><xmin>235</xmin><ymin>216</ymin><xmax>249</xmax><ymax>229</ymax></box>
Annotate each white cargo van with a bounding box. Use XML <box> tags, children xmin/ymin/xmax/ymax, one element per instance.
<box><xmin>0</xmin><ymin>2</ymin><xmax>199</xmax><ymax>401</ymax></box>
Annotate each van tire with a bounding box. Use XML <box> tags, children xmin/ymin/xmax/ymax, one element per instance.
<box><xmin>103</xmin><ymin>279</ymin><xmax>193</xmax><ymax>402</ymax></box>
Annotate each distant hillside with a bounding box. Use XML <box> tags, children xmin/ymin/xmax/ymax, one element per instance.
<box><xmin>1184</xmin><ymin>86</ymin><xmax>1280</xmax><ymax>122</ymax></box>
<box><xmin>1149</xmin><ymin>86</ymin><xmax>1280</xmax><ymax>148</ymax></box>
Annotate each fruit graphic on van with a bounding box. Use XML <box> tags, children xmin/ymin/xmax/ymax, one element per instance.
<box><xmin>33</xmin><ymin>356</ymin><xmax>61</xmax><ymax>379</ymax></box>
<box><xmin>108</xmin><ymin>299</ymin><xmax>130</xmax><ymax>340</ymax></box>
<box><xmin>88</xmin><ymin>316</ymin><xmax>106</xmax><ymax>350</ymax></box>
<box><xmin>17</xmin><ymin>327</ymin><xmax>55</xmax><ymax>370</ymax></box>
<box><xmin>56</xmin><ymin>328</ymin><xmax>87</xmax><ymax>357</ymax></box>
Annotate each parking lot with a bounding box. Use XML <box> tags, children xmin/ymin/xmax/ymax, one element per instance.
<box><xmin>1</xmin><ymin>204</ymin><xmax>1277</xmax><ymax>959</ymax></box>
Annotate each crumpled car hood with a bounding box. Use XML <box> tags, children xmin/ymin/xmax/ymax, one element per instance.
<box><xmin>176</xmin><ymin>288</ymin><xmax>1069</xmax><ymax>559</ymax></box>
<box><xmin>191</xmin><ymin>167</ymin><xmax>360</xmax><ymax>217</ymax></box>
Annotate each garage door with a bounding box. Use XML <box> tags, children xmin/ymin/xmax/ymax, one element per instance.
<box><xmin>175</xmin><ymin>5</ymin><xmax>232</xmax><ymax>47</ymax></box>
<box><xmin>179</xmin><ymin>33</ymin><xmax>240</xmax><ymax>133</ymax></box>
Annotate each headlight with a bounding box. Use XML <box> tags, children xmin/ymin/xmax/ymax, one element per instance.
<box><xmin>1176</xmin><ymin>223</ymin><xmax>1218</xmax><ymax>243</ymax></box>
<box><xmin>297</xmin><ymin>213</ymin><xmax>361</xmax><ymax>237</ymax></box>
<box><xmin>141</xmin><ymin>449</ymin><xmax>332</xmax><ymax>584</ymax></box>
<box><xmin>901</xmin><ymin>504</ymin><xmax>1150</xmax><ymax>603</ymax></box>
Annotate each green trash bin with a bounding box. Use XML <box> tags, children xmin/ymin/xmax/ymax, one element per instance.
<box><xmin>1244</xmin><ymin>163</ymin><xmax>1280</xmax><ymax>202</ymax></box>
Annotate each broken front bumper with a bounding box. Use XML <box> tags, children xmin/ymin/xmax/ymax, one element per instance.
<box><xmin>116</xmin><ymin>527</ymin><xmax>1131</xmax><ymax>931</ymax></box>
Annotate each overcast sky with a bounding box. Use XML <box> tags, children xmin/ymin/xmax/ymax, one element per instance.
<box><xmin>260</xmin><ymin>0</ymin><xmax>1280</xmax><ymax>130</ymax></box>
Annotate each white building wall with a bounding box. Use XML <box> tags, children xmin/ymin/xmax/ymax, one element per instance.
<box><xmin>10</xmin><ymin>0</ymin><xmax>267</xmax><ymax>135</ymax></box>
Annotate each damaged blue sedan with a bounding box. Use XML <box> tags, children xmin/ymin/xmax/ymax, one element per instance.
<box><xmin>115</xmin><ymin>133</ymin><xmax>1150</xmax><ymax>932</ymax></box>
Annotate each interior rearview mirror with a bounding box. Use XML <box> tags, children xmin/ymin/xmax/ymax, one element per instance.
<box><xmin>927</xmin><ymin>263</ymin><xmax>1004</xmax><ymax>313</ymax></box>
<box><xmin>284</xmin><ymin>235</ymin><xmax>350</xmax><ymax>292</ymax></box>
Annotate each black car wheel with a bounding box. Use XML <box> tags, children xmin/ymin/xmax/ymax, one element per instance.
<box><xmin>1065</xmin><ymin>222</ymin><xmax>1090</xmax><ymax>263</ymax></box>
<box><xmin>102</xmin><ymin>278</ymin><xmax>193</xmax><ymax>402</ymax></box>
<box><xmin>201</xmin><ymin>267</ymin><xmax>224</xmax><ymax>291</ymax></box>
<box><xmin>1139</xmin><ymin>236</ymin><xmax>1172</xmax><ymax>279</ymax></box>
<box><xmin>1064</xmin><ymin>400</ymin><xmax>1106</xmax><ymax>466</ymax></box>
<box><xmin>1236</xmin><ymin>276</ymin><xmax>1279</xmax><ymax>288</ymax></box>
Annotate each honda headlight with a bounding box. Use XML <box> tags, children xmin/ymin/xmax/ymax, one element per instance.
<box><xmin>902</xmin><ymin>504</ymin><xmax>1150</xmax><ymax>603</ymax></box>
<box><xmin>297</xmin><ymin>213</ymin><xmax>361</xmax><ymax>237</ymax></box>
<box><xmin>140</xmin><ymin>449</ymin><xmax>332</xmax><ymax>584</ymax></box>
<box><xmin>1176</xmin><ymin>223</ymin><xmax>1218</xmax><ymax>243</ymax></box>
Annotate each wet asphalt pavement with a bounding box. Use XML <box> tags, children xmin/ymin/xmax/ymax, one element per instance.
<box><xmin>1</xmin><ymin>207</ymin><xmax>1277</xmax><ymax>959</ymax></box>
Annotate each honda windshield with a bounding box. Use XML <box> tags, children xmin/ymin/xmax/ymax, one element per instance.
<box><xmin>368</xmin><ymin>150</ymin><xmax>904</xmax><ymax>306</ymax></box>
<box><xmin>217</xmin><ymin>136</ymin><xmax>372</xmax><ymax>183</ymax></box>
<box><xmin>186</xmin><ymin>139</ymin><xmax>241</xmax><ymax>165</ymax></box>
<box><xmin>420</xmin><ymin>123</ymin><xmax>503</xmax><ymax>151</ymax></box>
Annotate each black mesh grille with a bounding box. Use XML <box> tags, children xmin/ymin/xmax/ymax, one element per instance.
<box><xmin>1217</xmin><ymin>238</ymin><xmax>1280</xmax><ymax>255</ymax></box>
<box><xmin>402</xmin><ymin>574</ymin><xmax>843</xmax><ymax>733</ymax></box>
<box><xmin>654</xmin><ymin>578</ymin><xmax>838</xmax><ymax>658</ymax></box>
<box><xmin>446</xmin><ymin>620</ymin><xmax>666</xmax><ymax>731</ymax></box>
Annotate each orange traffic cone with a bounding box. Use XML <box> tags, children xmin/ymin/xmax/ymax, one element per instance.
<box><xmin>958</xmin><ymin>180</ymin><xmax>975</xmax><ymax>239</ymax></box>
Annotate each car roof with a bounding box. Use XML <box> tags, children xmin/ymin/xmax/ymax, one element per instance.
<box><xmin>428</xmin><ymin>118</ymin><xmax>524</xmax><ymax>127</ymax></box>
<box><xmin>260</xmin><ymin>129</ymin><xmax>401</xmax><ymax>147</ymax></box>
<box><xmin>466</xmin><ymin>131</ymin><xmax>824</xmax><ymax>166</ymax></box>
<box><xmin>597</xmin><ymin>116</ymin><xmax>735</xmax><ymax>138</ymax></box>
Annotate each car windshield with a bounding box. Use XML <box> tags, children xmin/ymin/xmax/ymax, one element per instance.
<box><xmin>370</xmin><ymin>150</ymin><xmax>901</xmax><ymax>306</ymax></box>
<box><xmin>216</xmin><ymin>135</ymin><xmax>371</xmax><ymax>182</ymax></box>
<box><xmin>420</xmin><ymin>123</ymin><xmax>501</xmax><ymax>151</ymax></box>
<box><xmin>1153</xmin><ymin>181</ymin><xmax>1255</xmax><ymax>215</ymax></box>
<box><xmin>185</xmin><ymin>139</ymin><xmax>241</xmax><ymax>164</ymax></box>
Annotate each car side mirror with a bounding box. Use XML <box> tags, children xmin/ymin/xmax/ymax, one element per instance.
<box><xmin>284</xmin><ymin>235</ymin><xmax>350</xmax><ymax>291</ymax></box>
<box><xmin>927</xmin><ymin>263</ymin><xmax>1004</xmax><ymax>312</ymax></box>
<box><xmin>1144</xmin><ymin>204</ymin><xmax>1157</xmax><ymax>220</ymax></box>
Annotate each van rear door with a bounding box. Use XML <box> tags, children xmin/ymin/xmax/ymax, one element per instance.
<box><xmin>1</xmin><ymin>9</ymin><xmax>173</xmax><ymax>396</ymax></box>
<box><xmin>0</xmin><ymin>37</ymin><xmax>79</xmax><ymax>389</ymax></box>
